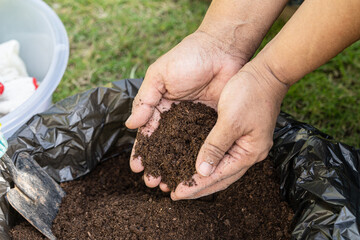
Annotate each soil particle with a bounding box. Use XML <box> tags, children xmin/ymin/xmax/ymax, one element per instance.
<box><xmin>135</xmin><ymin>102</ymin><xmax>217</xmax><ymax>191</ymax></box>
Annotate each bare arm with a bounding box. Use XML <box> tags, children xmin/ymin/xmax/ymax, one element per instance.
<box><xmin>198</xmin><ymin>0</ymin><xmax>288</xmax><ymax>61</ymax></box>
<box><xmin>257</xmin><ymin>0</ymin><xmax>360</xmax><ymax>86</ymax></box>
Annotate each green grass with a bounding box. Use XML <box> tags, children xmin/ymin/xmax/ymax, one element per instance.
<box><xmin>46</xmin><ymin>0</ymin><xmax>208</xmax><ymax>100</ymax></box>
<box><xmin>47</xmin><ymin>0</ymin><xmax>360</xmax><ymax>148</ymax></box>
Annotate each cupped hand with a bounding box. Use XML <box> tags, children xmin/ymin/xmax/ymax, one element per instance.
<box><xmin>171</xmin><ymin>62</ymin><xmax>289</xmax><ymax>200</ymax></box>
<box><xmin>125</xmin><ymin>31</ymin><xmax>247</xmax><ymax>190</ymax></box>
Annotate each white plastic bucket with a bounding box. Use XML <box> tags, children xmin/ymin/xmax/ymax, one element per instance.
<box><xmin>0</xmin><ymin>0</ymin><xmax>69</xmax><ymax>139</ymax></box>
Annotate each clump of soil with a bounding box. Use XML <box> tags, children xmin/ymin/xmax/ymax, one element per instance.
<box><xmin>135</xmin><ymin>101</ymin><xmax>217</xmax><ymax>191</ymax></box>
<box><xmin>10</xmin><ymin>153</ymin><xmax>293</xmax><ymax>240</ymax></box>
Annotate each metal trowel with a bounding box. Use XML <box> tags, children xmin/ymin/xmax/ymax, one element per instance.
<box><xmin>0</xmin><ymin>130</ymin><xmax>65</xmax><ymax>240</ymax></box>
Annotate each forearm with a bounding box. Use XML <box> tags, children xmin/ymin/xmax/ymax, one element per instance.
<box><xmin>198</xmin><ymin>0</ymin><xmax>288</xmax><ymax>60</ymax></box>
<box><xmin>258</xmin><ymin>0</ymin><xmax>360</xmax><ymax>86</ymax></box>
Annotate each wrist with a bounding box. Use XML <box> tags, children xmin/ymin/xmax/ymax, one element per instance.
<box><xmin>240</xmin><ymin>58</ymin><xmax>289</xmax><ymax>107</ymax></box>
<box><xmin>197</xmin><ymin>21</ymin><xmax>257</xmax><ymax>62</ymax></box>
<box><xmin>256</xmin><ymin>44</ymin><xmax>300</xmax><ymax>87</ymax></box>
<box><xmin>191</xmin><ymin>29</ymin><xmax>248</xmax><ymax>66</ymax></box>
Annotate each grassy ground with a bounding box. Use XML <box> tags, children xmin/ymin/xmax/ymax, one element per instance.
<box><xmin>46</xmin><ymin>0</ymin><xmax>360</xmax><ymax>148</ymax></box>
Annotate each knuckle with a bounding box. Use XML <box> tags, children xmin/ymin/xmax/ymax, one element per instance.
<box><xmin>132</xmin><ymin>94</ymin><xmax>142</xmax><ymax>110</ymax></box>
<box><xmin>203</xmin><ymin>142</ymin><xmax>226</xmax><ymax>164</ymax></box>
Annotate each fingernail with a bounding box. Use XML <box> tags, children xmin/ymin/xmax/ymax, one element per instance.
<box><xmin>199</xmin><ymin>162</ymin><xmax>213</xmax><ymax>176</ymax></box>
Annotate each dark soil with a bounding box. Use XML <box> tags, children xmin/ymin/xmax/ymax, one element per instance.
<box><xmin>135</xmin><ymin>101</ymin><xmax>217</xmax><ymax>191</ymax></box>
<box><xmin>10</xmin><ymin>101</ymin><xmax>294</xmax><ymax>239</ymax></box>
<box><xmin>10</xmin><ymin>153</ymin><xmax>293</xmax><ymax>240</ymax></box>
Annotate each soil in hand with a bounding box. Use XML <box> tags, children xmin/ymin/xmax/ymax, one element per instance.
<box><xmin>10</xmin><ymin>152</ymin><xmax>293</xmax><ymax>240</ymax></box>
<box><xmin>134</xmin><ymin>101</ymin><xmax>217</xmax><ymax>191</ymax></box>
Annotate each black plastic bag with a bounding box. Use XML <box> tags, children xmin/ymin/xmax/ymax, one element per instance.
<box><xmin>0</xmin><ymin>78</ymin><xmax>358</xmax><ymax>239</ymax></box>
<box><xmin>7</xmin><ymin>79</ymin><xmax>141</xmax><ymax>182</ymax></box>
<box><xmin>0</xmin><ymin>79</ymin><xmax>141</xmax><ymax>239</ymax></box>
<box><xmin>270</xmin><ymin>113</ymin><xmax>360</xmax><ymax>239</ymax></box>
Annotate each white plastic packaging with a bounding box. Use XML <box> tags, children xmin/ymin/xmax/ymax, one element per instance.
<box><xmin>0</xmin><ymin>40</ymin><xmax>28</xmax><ymax>79</ymax></box>
<box><xmin>0</xmin><ymin>0</ymin><xmax>69</xmax><ymax>139</ymax></box>
<box><xmin>0</xmin><ymin>40</ymin><xmax>37</xmax><ymax>116</ymax></box>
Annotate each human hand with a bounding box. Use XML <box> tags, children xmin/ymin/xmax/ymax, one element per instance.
<box><xmin>126</xmin><ymin>30</ymin><xmax>247</xmax><ymax>190</ymax></box>
<box><xmin>171</xmin><ymin>62</ymin><xmax>288</xmax><ymax>200</ymax></box>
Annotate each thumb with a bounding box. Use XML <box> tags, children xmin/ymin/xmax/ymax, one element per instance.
<box><xmin>196</xmin><ymin>121</ymin><xmax>238</xmax><ymax>177</ymax></box>
<box><xmin>125</xmin><ymin>69</ymin><xmax>165</xmax><ymax>129</ymax></box>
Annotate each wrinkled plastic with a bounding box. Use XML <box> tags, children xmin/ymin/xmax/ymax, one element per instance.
<box><xmin>270</xmin><ymin>113</ymin><xmax>360</xmax><ymax>239</ymax></box>
<box><xmin>0</xmin><ymin>78</ymin><xmax>141</xmax><ymax>239</ymax></box>
<box><xmin>7</xmin><ymin>79</ymin><xmax>141</xmax><ymax>182</ymax></box>
<box><xmin>0</xmin><ymin>78</ymin><xmax>358</xmax><ymax>239</ymax></box>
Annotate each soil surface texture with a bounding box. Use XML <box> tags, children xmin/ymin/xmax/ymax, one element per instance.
<box><xmin>10</xmin><ymin>153</ymin><xmax>293</xmax><ymax>240</ymax></box>
<box><xmin>135</xmin><ymin>101</ymin><xmax>217</xmax><ymax>191</ymax></box>
<box><xmin>11</xmin><ymin>102</ymin><xmax>293</xmax><ymax>239</ymax></box>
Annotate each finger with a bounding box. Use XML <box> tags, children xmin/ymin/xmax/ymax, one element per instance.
<box><xmin>191</xmin><ymin>170</ymin><xmax>246</xmax><ymax>199</ymax></box>
<box><xmin>136</xmin><ymin>98</ymin><xmax>176</xmax><ymax>136</ymax></box>
<box><xmin>173</xmin><ymin>145</ymin><xmax>253</xmax><ymax>200</ymax></box>
<box><xmin>156</xmin><ymin>98</ymin><xmax>177</xmax><ymax>113</ymax></box>
<box><xmin>129</xmin><ymin>140</ymin><xmax>144</xmax><ymax>173</ymax></box>
<box><xmin>129</xmin><ymin>105</ymin><xmax>164</xmax><ymax>173</ymax></box>
<box><xmin>196</xmin><ymin>120</ymin><xmax>238</xmax><ymax>177</ymax></box>
<box><xmin>129</xmin><ymin>99</ymin><xmax>176</xmax><ymax>173</ymax></box>
<box><xmin>173</xmin><ymin>154</ymin><xmax>237</xmax><ymax>199</ymax></box>
<box><xmin>125</xmin><ymin>67</ymin><xmax>165</xmax><ymax>129</ymax></box>
<box><xmin>173</xmin><ymin>139</ymin><xmax>268</xmax><ymax>200</ymax></box>
<box><xmin>171</xmin><ymin>168</ymin><xmax>247</xmax><ymax>200</ymax></box>
<box><xmin>159</xmin><ymin>182</ymin><xmax>170</xmax><ymax>192</ymax></box>
<box><xmin>144</xmin><ymin>174</ymin><xmax>161</xmax><ymax>188</ymax></box>
<box><xmin>139</xmin><ymin>107</ymin><xmax>161</xmax><ymax>136</ymax></box>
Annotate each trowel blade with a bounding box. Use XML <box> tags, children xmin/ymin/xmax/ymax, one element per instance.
<box><xmin>5</xmin><ymin>152</ymin><xmax>65</xmax><ymax>240</ymax></box>
<box><xmin>8</xmin><ymin>188</ymin><xmax>58</xmax><ymax>240</ymax></box>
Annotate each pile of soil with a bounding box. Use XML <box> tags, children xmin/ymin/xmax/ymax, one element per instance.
<box><xmin>10</xmin><ymin>101</ymin><xmax>294</xmax><ymax>239</ymax></box>
<box><xmin>10</xmin><ymin>154</ymin><xmax>293</xmax><ymax>240</ymax></box>
<box><xmin>135</xmin><ymin>101</ymin><xmax>217</xmax><ymax>191</ymax></box>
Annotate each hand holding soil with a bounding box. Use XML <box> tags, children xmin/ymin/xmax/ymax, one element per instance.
<box><xmin>125</xmin><ymin>23</ymin><xmax>289</xmax><ymax>200</ymax></box>
<box><xmin>125</xmin><ymin>31</ymin><xmax>289</xmax><ymax>199</ymax></box>
<box><xmin>172</xmin><ymin>64</ymin><xmax>288</xmax><ymax>199</ymax></box>
<box><xmin>125</xmin><ymin>30</ymin><xmax>246</xmax><ymax>196</ymax></box>
<box><xmin>125</xmin><ymin>0</ymin><xmax>291</xmax><ymax>199</ymax></box>
<box><xmin>128</xmin><ymin>61</ymin><xmax>288</xmax><ymax>200</ymax></box>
